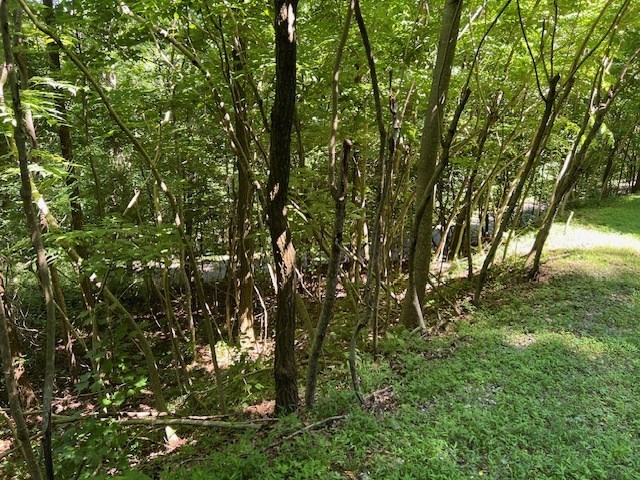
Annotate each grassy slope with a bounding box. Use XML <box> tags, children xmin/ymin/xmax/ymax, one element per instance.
<box><xmin>165</xmin><ymin>196</ymin><xmax>640</xmax><ymax>480</ymax></box>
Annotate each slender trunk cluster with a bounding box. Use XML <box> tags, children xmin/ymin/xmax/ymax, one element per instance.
<box><xmin>527</xmin><ymin>47</ymin><xmax>640</xmax><ymax>277</ymax></box>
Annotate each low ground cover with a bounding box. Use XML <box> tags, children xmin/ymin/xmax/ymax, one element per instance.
<box><xmin>161</xmin><ymin>196</ymin><xmax>640</xmax><ymax>480</ymax></box>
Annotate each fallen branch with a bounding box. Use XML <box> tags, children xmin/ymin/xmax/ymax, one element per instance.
<box><xmin>267</xmin><ymin>415</ymin><xmax>347</xmax><ymax>450</ymax></box>
<box><xmin>542</xmin><ymin>253</ymin><xmax>571</xmax><ymax>264</ymax></box>
<box><xmin>47</xmin><ymin>413</ymin><xmax>268</xmax><ymax>429</ymax></box>
<box><xmin>113</xmin><ymin>418</ymin><xmax>262</xmax><ymax>429</ymax></box>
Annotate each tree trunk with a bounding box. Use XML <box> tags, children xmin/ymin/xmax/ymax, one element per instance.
<box><xmin>306</xmin><ymin>140</ymin><xmax>351</xmax><ymax>408</ymax></box>
<box><xmin>351</xmin><ymin>147</ymin><xmax>368</xmax><ymax>282</ymax></box>
<box><xmin>268</xmin><ymin>0</ymin><xmax>299</xmax><ymax>415</ymax></box>
<box><xmin>1</xmin><ymin>3</ymin><xmax>57</xmax><ymax>477</ymax></box>
<box><xmin>231</xmin><ymin>35</ymin><xmax>255</xmax><ymax>346</ymax></box>
<box><xmin>401</xmin><ymin>0</ymin><xmax>464</xmax><ymax>329</ymax></box>
<box><xmin>633</xmin><ymin>162</ymin><xmax>640</xmax><ymax>194</ymax></box>
<box><xmin>0</xmin><ymin>279</ymin><xmax>43</xmax><ymax>480</ymax></box>
<box><xmin>348</xmin><ymin>0</ymin><xmax>389</xmax><ymax>401</ymax></box>
<box><xmin>81</xmin><ymin>75</ymin><xmax>105</xmax><ymax>218</ymax></box>
<box><xmin>0</xmin><ymin>65</ymin><xmax>39</xmax><ymax>413</ymax></box>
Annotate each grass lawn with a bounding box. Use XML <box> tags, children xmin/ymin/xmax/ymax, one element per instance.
<box><xmin>163</xmin><ymin>196</ymin><xmax>640</xmax><ymax>480</ymax></box>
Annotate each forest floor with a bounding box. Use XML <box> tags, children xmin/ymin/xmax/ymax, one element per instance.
<box><xmin>156</xmin><ymin>195</ymin><xmax>640</xmax><ymax>480</ymax></box>
<box><xmin>3</xmin><ymin>197</ymin><xmax>639</xmax><ymax>480</ymax></box>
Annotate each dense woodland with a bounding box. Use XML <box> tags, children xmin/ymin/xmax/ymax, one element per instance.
<box><xmin>0</xmin><ymin>0</ymin><xmax>639</xmax><ymax>478</ymax></box>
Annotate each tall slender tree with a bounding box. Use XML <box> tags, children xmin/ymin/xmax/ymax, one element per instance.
<box><xmin>1</xmin><ymin>2</ymin><xmax>56</xmax><ymax>477</ymax></box>
<box><xmin>268</xmin><ymin>0</ymin><xmax>299</xmax><ymax>414</ymax></box>
<box><xmin>401</xmin><ymin>0</ymin><xmax>464</xmax><ymax>329</ymax></box>
<box><xmin>230</xmin><ymin>33</ymin><xmax>256</xmax><ymax>345</ymax></box>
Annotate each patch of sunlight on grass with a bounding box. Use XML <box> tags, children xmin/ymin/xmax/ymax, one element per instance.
<box><xmin>545</xmin><ymin>332</ymin><xmax>610</xmax><ymax>360</ymax></box>
<box><xmin>509</xmin><ymin>195</ymin><xmax>640</xmax><ymax>259</ymax></box>
<box><xmin>511</xmin><ymin>224</ymin><xmax>640</xmax><ymax>258</ymax></box>
<box><xmin>549</xmin><ymin>225</ymin><xmax>640</xmax><ymax>251</ymax></box>
<box><xmin>501</xmin><ymin>331</ymin><xmax>537</xmax><ymax>349</ymax></box>
<box><xmin>553</xmin><ymin>247</ymin><xmax>640</xmax><ymax>279</ymax></box>
<box><xmin>502</xmin><ymin>330</ymin><xmax>609</xmax><ymax>360</ymax></box>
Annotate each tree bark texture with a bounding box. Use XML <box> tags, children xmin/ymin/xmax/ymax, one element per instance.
<box><xmin>268</xmin><ymin>0</ymin><xmax>299</xmax><ymax>415</ymax></box>
<box><xmin>401</xmin><ymin>0</ymin><xmax>463</xmax><ymax>328</ymax></box>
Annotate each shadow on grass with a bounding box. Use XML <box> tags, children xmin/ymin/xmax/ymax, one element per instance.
<box><xmin>388</xmin><ymin>245</ymin><xmax>640</xmax><ymax>479</ymax></box>
<box><xmin>392</xmin><ymin>328</ymin><xmax>639</xmax><ymax>478</ymax></box>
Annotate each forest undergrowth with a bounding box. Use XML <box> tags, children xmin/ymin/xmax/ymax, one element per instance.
<box><xmin>2</xmin><ymin>0</ymin><xmax>639</xmax><ymax>477</ymax></box>
<box><xmin>3</xmin><ymin>197</ymin><xmax>640</xmax><ymax>480</ymax></box>
<box><xmin>151</xmin><ymin>196</ymin><xmax>640</xmax><ymax>479</ymax></box>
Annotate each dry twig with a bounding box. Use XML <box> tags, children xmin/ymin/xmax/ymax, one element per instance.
<box><xmin>267</xmin><ymin>415</ymin><xmax>347</xmax><ymax>450</ymax></box>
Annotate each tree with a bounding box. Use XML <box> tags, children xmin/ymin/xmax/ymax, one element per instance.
<box><xmin>268</xmin><ymin>0</ymin><xmax>300</xmax><ymax>415</ymax></box>
<box><xmin>401</xmin><ymin>0</ymin><xmax>464</xmax><ymax>329</ymax></box>
<box><xmin>1</xmin><ymin>1</ymin><xmax>56</xmax><ymax>476</ymax></box>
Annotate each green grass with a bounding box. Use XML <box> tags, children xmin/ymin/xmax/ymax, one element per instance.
<box><xmin>161</xmin><ymin>195</ymin><xmax>640</xmax><ymax>480</ymax></box>
<box><xmin>572</xmin><ymin>195</ymin><xmax>640</xmax><ymax>238</ymax></box>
